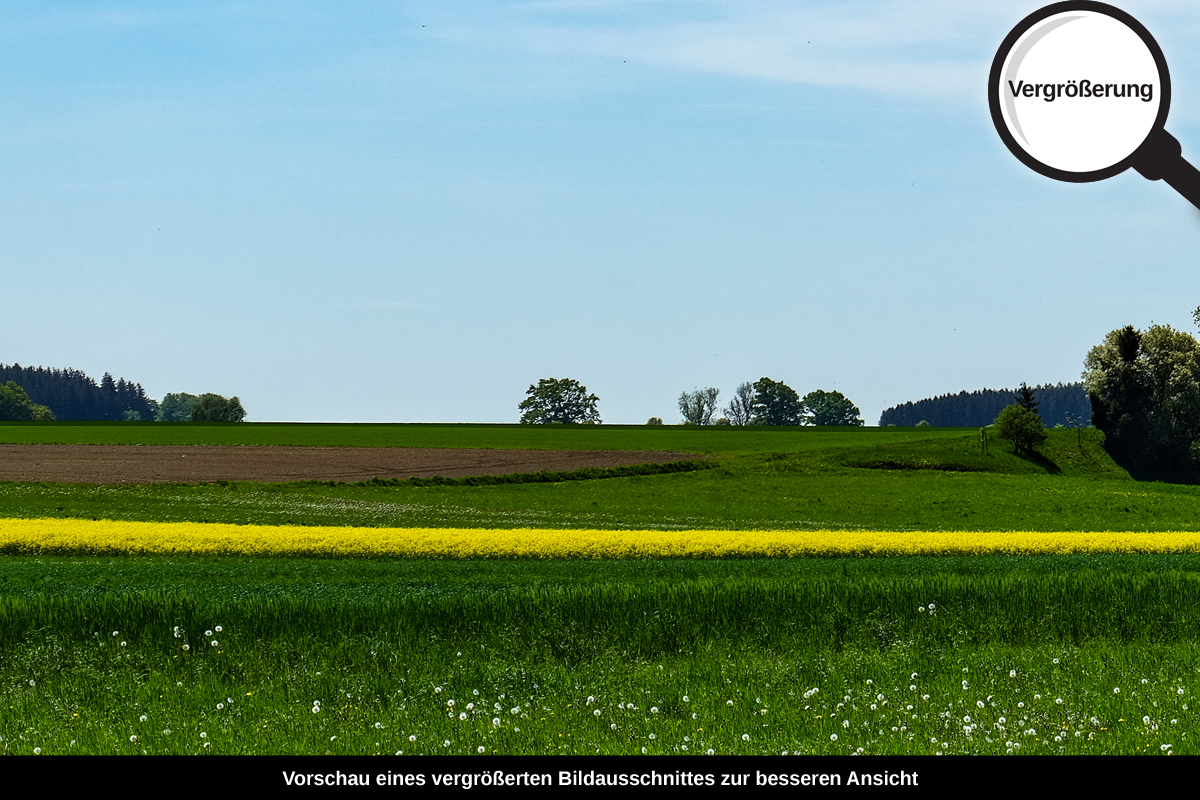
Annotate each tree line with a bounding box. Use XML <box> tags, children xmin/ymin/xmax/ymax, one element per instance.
<box><xmin>517</xmin><ymin>377</ymin><xmax>863</xmax><ymax>426</ymax></box>
<box><xmin>0</xmin><ymin>363</ymin><xmax>245</xmax><ymax>422</ymax></box>
<box><xmin>678</xmin><ymin>379</ymin><xmax>863</xmax><ymax>426</ymax></box>
<box><xmin>879</xmin><ymin>383</ymin><xmax>1090</xmax><ymax>428</ymax></box>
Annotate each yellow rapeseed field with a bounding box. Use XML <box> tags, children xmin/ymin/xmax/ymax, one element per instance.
<box><xmin>3</xmin><ymin>518</ymin><xmax>1200</xmax><ymax>557</ymax></box>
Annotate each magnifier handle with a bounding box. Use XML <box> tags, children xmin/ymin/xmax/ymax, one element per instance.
<box><xmin>1132</xmin><ymin>129</ymin><xmax>1200</xmax><ymax>211</ymax></box>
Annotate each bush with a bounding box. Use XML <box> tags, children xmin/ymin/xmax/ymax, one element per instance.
<box><xmin>993</xmin><ymin>404</ymin><xmax>1046</xmax><ymax>454</ymax></box>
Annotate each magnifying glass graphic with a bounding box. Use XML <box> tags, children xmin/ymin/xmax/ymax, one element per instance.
<box><xmin>990</xmin><ymin>2</ymin><xmax>1200</xmax><ymax>209</ymax></box>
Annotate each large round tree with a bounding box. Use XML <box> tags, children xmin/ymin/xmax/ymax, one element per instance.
<box><xmin>518</xmin><ymin>378</ymin><xmax>600</xmax><ymax>425</ymax></box>
<box><xmin>801</xmin><ymin>389</ymin><xmax>864</xmax><ymax>426</ymax></box>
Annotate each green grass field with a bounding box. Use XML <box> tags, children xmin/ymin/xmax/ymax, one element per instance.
<box><xmin>2</xmin><ymin>423</ymin><xmax>1199</xmax><ymax>755</ymax></box>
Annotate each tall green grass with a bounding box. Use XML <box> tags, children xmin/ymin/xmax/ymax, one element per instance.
<box><xmin>1</xmin><ymin>555</ymin><xmax>1197</xmax><ymax>755</ymax></box>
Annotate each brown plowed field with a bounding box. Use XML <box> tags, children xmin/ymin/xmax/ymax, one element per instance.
<box><xmin>0</xmin><ymin>445</ymin><xmax>702</xmax><ymax>484</ymax></box>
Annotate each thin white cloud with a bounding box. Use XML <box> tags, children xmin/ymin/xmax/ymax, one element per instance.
<box><xmin>437</xmin><ymin>0</ymin><xmax>1200</xmax><ymax>98</ymax></box>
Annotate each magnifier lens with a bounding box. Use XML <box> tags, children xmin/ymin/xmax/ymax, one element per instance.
<box><xmin>993</xmin><ymin>7</ymin><xmax>1166</xmax><ymax>179</ymax></box>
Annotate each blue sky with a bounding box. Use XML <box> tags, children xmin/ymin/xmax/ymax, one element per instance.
<box><xmin>5</xmin><ymin>1</ymin><xmax>1200</xmax><ymax>424</ymax></box>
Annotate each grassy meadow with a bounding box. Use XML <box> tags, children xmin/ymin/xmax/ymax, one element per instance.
<box><xmin>2</xmin><ymin>422</ymin><xmax>1200</xmax><ymax>756</ymax></box>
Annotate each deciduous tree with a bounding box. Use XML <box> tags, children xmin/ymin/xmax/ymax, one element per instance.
<box><xmin>750</xmin><ymin>378</ymin><xmax>803</xmax><ymax>426</ymax></box>
<box><xmin>723</xmin><ymin>382</ymin><xmax>755</xmax><ymax>426</ymax></box>
<box><xmin>0</xmin><ymin>381</ymin><xmax>35</xmax><ymax>421</ymax></box>
<box><xmin>678</xmin><ymin>387</ymin><xmax>719</xmax><ymax>425</ymax></box>
<box><xmin>518</xmin><ymin>378</ymin><xmax>600</xmax><ymax>425</ymax></box>
<box><xmin>993</xmin><ymin>404</ymin><xmax>1046</xmax><ymax>454</ymax></box>
<box><xmin>801</xmin><ymin>389</ymin><xmax>864</xmax><ymax>426</ymax></box>
<box><xmin>158</xmin><ymin>393</ymin><xmax>199</xmax><ymax>421</ymax></box>
<box><xmin>190</xmin><ymin>394</ymin><xmax>247</xmax><ymax>422</ymax></box>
